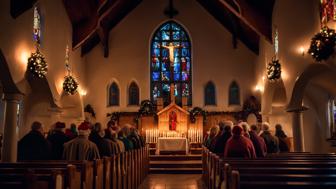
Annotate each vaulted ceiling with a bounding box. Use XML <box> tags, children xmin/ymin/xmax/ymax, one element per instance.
<box><xmin>10</xmin><ymin>0</ymin><xmax>275</xmax><ymax>57</ymax></box>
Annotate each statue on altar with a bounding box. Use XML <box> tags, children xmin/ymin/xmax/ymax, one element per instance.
<box><xmin>169</xmin><ymin>111</ymin><xmax>177</xmax><ymax>130</ymax></box>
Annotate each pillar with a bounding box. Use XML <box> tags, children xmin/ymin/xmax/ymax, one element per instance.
<box><xmin>290</xmin><ymin>107</ymin><xmax>307</xmax><ymax>152</ymax></box>
<box><xmin>1</xmin><ymin>93</ymin><xmax>23</xmax><ymax>162</ymax></box>
<box><xmin>329</xmin><ymin>100</ymin><xmax>336</xmax><ymax>138</ymax></box>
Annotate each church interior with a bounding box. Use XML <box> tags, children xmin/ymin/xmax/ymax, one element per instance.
<box><xmin>1</xmin><ymin>0</ymin><xmax>336</xmax><ymax>188</ymax></box>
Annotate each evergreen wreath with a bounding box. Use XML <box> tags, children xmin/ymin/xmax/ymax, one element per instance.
<box><xmin>308</xmin><ymin>26</ymin><xmax>336</xmax><ymax>62</ymax></box>
<box><xmin>27</xmin><ymin>49</ymin><xmax>48</xmax><ymax>78</ymax></box>
<box><xmin>63</xmin><ymin>75</ymin><xmax>78</xmax><ymax>95</ymax></box>
<box><xmin>267</xmin><ymin>58</ymin><xmax>281</xmax><ymax>81</ymax></box>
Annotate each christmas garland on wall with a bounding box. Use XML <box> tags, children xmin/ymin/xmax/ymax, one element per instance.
<box><xmin>189</xmin><ymin>107</ymin><xmax>207</xmax><ymax>123</ymax></box>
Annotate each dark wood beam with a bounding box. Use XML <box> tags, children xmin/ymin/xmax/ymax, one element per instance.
<box><xmin>10</xmin><ymin>0</ymin><xmax>37</xmax><ymax>19</ymax></box>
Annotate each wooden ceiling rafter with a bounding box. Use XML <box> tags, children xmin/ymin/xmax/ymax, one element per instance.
<box><xmin>63</xmin><ymin>0</ymin><xmax>142</xmax><ymax>57</ymax></box>
<box><xmin>63</xmin><ymin>0</ymin><xmax>274</xmax><ymax>57</ymax></box>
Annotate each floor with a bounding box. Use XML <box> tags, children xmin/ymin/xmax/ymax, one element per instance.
<box><xmin>138</xmin><ymin>174</ymin><xmax>205</xmax><ymax>189</ymax></box>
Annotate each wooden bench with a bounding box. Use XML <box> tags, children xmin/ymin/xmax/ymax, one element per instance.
<box><xmin>0</xmin><ymin>164</ymin><xmax>80</xmax><ymax>189</ymax></box>
<box><xmin>0</xmin><ymin>145</ymin><xmax>149</xmax><ymax>189</ymax></box>
<box><xmin>203</xmin><ymin>146</ymin><xmax>336</xmax><ymax>189</ymax></box>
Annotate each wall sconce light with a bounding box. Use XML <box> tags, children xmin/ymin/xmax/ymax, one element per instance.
<box><xmin>299</xmin><ymin>46</ymin><xmax>305</xmax><ymax>56</ymax></box>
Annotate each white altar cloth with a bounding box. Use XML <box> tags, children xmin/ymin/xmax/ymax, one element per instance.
<box><xmin>157</xmin><ymin>137</ymin><xmax>188</xmax><ymax>154</ymax></box>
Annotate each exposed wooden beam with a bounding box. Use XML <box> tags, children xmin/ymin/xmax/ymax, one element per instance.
<box><xmin>218</xmin><ymin>0</ymin><xmax>264</xmax><ymax>40</ymax></box>
<box><xmin>10</xmin><ymin>0</ymin><xmax>37</xmax><ymax>18</ymax></box>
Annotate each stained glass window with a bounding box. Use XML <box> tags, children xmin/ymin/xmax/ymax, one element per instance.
<box><xmin>229</xmin><ymin>81</ymin><xmax>240</xmax><ymax>105</ymax></box>
<box><xmin>204</xmin><ymin>81</ymin><xmax>216</xmax><ymax>105</ymax></box>
<box><xmin>129</xmin><ymin>82</ymin><xmax>139</xmax><ymax>105</ymax></box>
<box><xmin>150</xmin><ymin>21</ymin><xmax>192</xmax><ymax>106</ymax></box>
<box><xmin>108</xmin><ymin>82</ymin><xmax>119</xmax><ymax>106</ymax></box>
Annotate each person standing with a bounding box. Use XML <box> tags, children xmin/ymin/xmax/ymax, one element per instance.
<box><xmin>260</xmin><ymin>122</ymin><xmax>279</xmax><ymax>153</ymax></box>
<box><xmin>213</xmin><ymin>121</ymin><xmax>233</xmax><ymax>155</ymax></box>
<box><xmin>47</xmin><ymin>122</ymin><xmax>69</xmax><ymax>160</ymax></box>
<box><xmin>275</xmin><ymin>124</ymin><xmax>290</xmax><ymax>152</ymax></box>
<box><xmin>224</xmin><ymin>125</ymin><xmax>256</xmax><ymax>158</ymax></box>
<box><xmin>249</xmin><ymin>124</ymin><xmax>267</xmax><ymax>157</ymax></box>
<box><xmin>63</xmin><ymin>122</ymin><xmax>100</xmax><ymax>161</ymax></box>
<box><xmin>18</xmin><ymin>121</ymin><xmax>51</xmax><ymax>161</ymax></box>
<box><xmin>89</xmin><ymin>122</ymin><xmax>114</xmax><ymax>157</ymax></box>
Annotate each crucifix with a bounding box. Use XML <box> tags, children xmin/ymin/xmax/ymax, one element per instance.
<box><xmin>162</xmin><ymin>42</ymin><xmax>180</xmax><ymax>65</ymax></box>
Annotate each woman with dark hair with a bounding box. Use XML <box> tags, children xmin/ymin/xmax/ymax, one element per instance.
<box><xmin>275</xmin><ymin>124</ymin><xmax>290</xmax><ymax>152</ymax></box>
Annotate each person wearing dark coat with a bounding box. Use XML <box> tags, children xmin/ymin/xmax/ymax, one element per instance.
<box><xmin>260</xmin><ymin>122</ymin><xmax>280</xmax><ymax>153</ymax></box>
<box><xmin>89</xmin><ymin>122</ymin><xmax>114</xmax><ymax>157</ymax></box>
<box><xmin>249</xmin><ymin>124</ymin><xmax>267</xmax><ymax>157</ymax></box>
<box><xmin>18</xmin><ymin>121</ymin><xmax>51</xmax><ymax>161</ymax></box>
<box><xmin>47</xmin><ymin>122</ymin><xmax>69</xmax><ymax>160</ymax></box>
<box><xmin>224</xmin><ymin>125</ymin><xmax>256</xmax><ymax>158</ymax></box>
<box><xmin>275</xmin><ymin>124</ymin><xmax>290</xmax><ymax>152</ymax></box>
<box><xmin>213</xmin><ymin>121</ymin><xmax>233</xmax><ymax>154</ymax></box>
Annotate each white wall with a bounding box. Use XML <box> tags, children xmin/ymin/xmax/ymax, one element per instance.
<box><xmin>256</xmin><ymin>0</ymin><xmax>335</xmax><ymax>152</ymax></box>
<box><xmin>84</xmin><ymin>0</ymin><xmax>258</xmax><ymax>124</ymax></box>
<box><xmin>0</xmin><ymin>0</ymin><xmax>86</xmax><ymax>138</ymax></box>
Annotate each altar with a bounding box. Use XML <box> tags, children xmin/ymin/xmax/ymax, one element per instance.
<box><xmin>156</xmin><ymin>137</ymin><xmax>188</xmax><ymax>155</ymax></box>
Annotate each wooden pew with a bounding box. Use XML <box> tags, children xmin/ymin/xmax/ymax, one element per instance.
<box><xmin>0</xmin><ymin>164</ymin><xmax>80</xmax><ymax>189</ymax></box>
<box><xmin>13</xmin><ymin>161</ymin><xmax>94</xmax><ymax>189</ymax></box>
<box><xmin>223</xmin><ymin>157</ymin><xmax>336</xmax><ymax>189</ymax></box>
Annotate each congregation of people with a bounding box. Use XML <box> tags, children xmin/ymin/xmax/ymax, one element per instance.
<box><xmin>204</xmin><ymin>121</ymin><xmax>291</xmax><ymax>158</ymax></box>
<box><xmin>17</xmin><ymin>120</ymin><xmax>145</xmax><ymax>161</ymax></box>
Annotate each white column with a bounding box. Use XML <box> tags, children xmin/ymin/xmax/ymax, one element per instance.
<box><xmin>291</xmin><ymin>109</ymin><xmax>306</xmax><ymax>152</ymax></box>
<box><xmin>329</xmin><ymin>100</ymin><xmax>336</xmax><ymax>138</ymax></box>
<box><xmin>1</xmin><ymin>93</ymin><xmax>23</xmax><ymax>162</ymax></box>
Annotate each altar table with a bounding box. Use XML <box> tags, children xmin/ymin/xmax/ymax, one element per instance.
<box><xmin>157</xmin><ymin>137</ymin><xmax>188</xmax><ymax>155</ymax></box>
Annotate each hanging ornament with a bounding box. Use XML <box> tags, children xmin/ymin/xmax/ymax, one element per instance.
<box><xmin>308</xmin><ymin>1</ymin><xmax>336</xmax><ymax>62</ymax></box>
<box><xmin>27</xmin><ymin>6</ymin><xmax>47</xmax><ymax>78</ymax></box>
<box><xmin>266</xmin><ymin>27</ymin><xmax>282</xmax><ymax>81</ymax></box>
<box><xmin>63</xmin><ymin>75</ymin><xmax>79</xmax><ymax>95</ymax></box>
<box><xmin>62</xmin><ymin>45</ymin><xmax>78</xmax><ymax>95</ymax></box>
<box><xmin>267</xmin><ymin>58</ymin><xmax>281</xmax><ymax>81</ymax></box>
<box><xmin>308</xmin><ymin>26</ymin><xmax>336</xmax><ymax>62</ymax></box>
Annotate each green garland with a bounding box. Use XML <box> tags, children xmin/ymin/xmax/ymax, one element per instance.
<box><xmin>308</xmin><ymin>26</ymin><xmax>336</xmax><ymax>62</ymax></box>
<box><xmin>189</xmin><ymin>107</ymin><xmax>207</xmax><ymax>123</ymax></box>
<box><xmin>267</xmin><ymin>58</ymin><xmax>281</xmax><ymax>81</ymax></box>
<box><xmin>27</xmin><ymin>50</ymin><xmax>47</xmax><ymax>78</ymax></box>
<box><xmin>63</xmin><ymin>75</ymin><xmax>78</xmax><ymax>95</ymax></box>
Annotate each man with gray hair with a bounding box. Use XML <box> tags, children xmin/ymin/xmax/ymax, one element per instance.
<box><xmin>260</xmin><ymin>122</ymin><xmax>279</xmax><ymax>153</ymax></box>
<box><xmin>18</xmin><ymin>121</ymin><xmax>51</xmax><ymax>160</ymax></box>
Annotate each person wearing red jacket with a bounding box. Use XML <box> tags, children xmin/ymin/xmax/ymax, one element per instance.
<box><xmin>224</xmin><ymin>125</ymin><xmax>256</xmax><ymax>158</ymax></box>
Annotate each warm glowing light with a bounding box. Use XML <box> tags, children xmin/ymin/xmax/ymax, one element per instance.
<box><xmin>282</xmin><ymin>69</ymin><xmax>288</xmax><ymax>80</ymax></box>
<box><xmin>79</xmin><ymin>88</ymin><xmax>87</xmax><ymax>96</ymax></box>
<box><xmin>15</xmin><ymin>43</ymin><xmax>31</xmax><ymax>66</ymax></box>
<box><xmin>254</xmin><ymin>84</ymin><xmax>264</xmax><ymax>92</ymax></box>
<box><xmin>299</xmin><ymin>46</ymin><xmax>305</xmax><ymax>56</ymax></box>
<box><xmin>20</xmin><ymin>51</ymin><xmax>29</xmax><ymax>65</ymax></box>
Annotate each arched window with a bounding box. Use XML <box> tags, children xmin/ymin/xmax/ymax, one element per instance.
<box><xmin>229</xmin><ymin>81</ymin><xmax>240</xmax><ymax>105</ymax></box>
<box><xmin>204</xmin><ymin>81</ymin><xmax>216</xmax><ymax>105</ymax></box>
<box><xmin>150</xmin><ymin>21</ymin><xmax>192</xmax><ymax>106</ymax></box>
<box><xmin>128</xmin><ymin>82</ymin><xmax>139</xmax><ymax>105</ymax></box>
<box><xmin>108</xmin><ymin>82</ymin><xmax>119</xmax><ymax>106</ymax></box>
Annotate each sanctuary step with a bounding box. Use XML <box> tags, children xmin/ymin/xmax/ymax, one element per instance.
<box><xmin>149</xmin><ymin>154</ymin><xmax>202</xmax><ymax>174</ymax></box>
<box><xmin>148</xmin><ymin>142</ymin><xmax>203</xmax><ymax>155</ymax></box>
